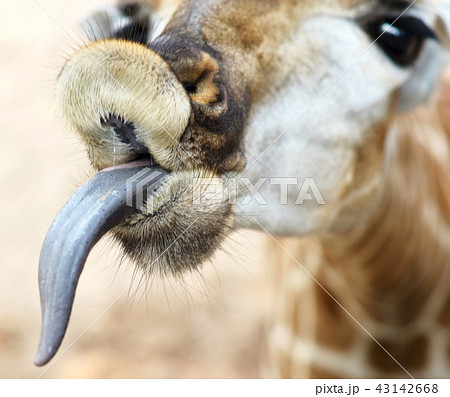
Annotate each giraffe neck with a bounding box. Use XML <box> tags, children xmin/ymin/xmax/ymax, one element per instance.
<box><xmin>268</xmin><ymin>84</ymin><xmax>450</xmax><ymax>378</ymax></box>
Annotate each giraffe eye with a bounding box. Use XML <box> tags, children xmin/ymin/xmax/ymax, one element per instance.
<box><xmin>363</xmin><ymin>15</ymin><xmax>438</xmax><ymax>66</ymax></box>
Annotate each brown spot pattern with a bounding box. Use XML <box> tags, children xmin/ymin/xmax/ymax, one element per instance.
<box><xmin>368</xmin><ymin>335</ymin><xmax>429</xmax><ymax>374</ymax></box>
<box><xmin>314</xmin><ymin>285</ymin><xmax>358</xmax><ymax>351</ymax></box>
<box><xmin>438</xmin><ymin>293</ymin><xmax>450</xmax><ymax>327</ymax></box>
<box><xmin>309</xmin><ymin>365</ymin><xmax>342</xmax><ymax>379</ymax></box>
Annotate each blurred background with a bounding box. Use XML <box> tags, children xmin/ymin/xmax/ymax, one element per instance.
<box><xmin>0</xmin><ymin>0</ymin><xmax>274</xmax><ymax>378</ymax></box>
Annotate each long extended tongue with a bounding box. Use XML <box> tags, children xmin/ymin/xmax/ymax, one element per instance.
<box><xmin>34</xmin><ymin>162</ymin><xmax>168</xmax><ymax>367</ymax></box>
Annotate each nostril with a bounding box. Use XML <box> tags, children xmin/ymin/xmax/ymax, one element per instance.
<box><xmin>101</xmin><ymin>115</ymin><xmax>148</xmax><ymax>154</ymax></box>
<box><xmin>176</xmin><ymin>51</ymin><xmax>221</xmax><ymax>106</ymax></box>
<box><xmin>183</xmin><ymin>81</ymin><xmax>198</xmax><ymax>94</ymax></box>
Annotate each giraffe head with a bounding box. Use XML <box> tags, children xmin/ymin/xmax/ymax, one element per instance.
<box><xmin>35</xmin><ymin>0</ymin><xmax>450</xmax><ymax>366</ymax></box>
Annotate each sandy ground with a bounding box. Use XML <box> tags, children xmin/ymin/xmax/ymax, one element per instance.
<box><xmin>0</xmin><ymin>0</ymin><xmax>274</xmax><ymax>378</ymax></box>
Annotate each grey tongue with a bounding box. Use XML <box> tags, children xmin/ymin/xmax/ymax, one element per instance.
<box><xmin>34</xmin><ymin>162</ymin><xmax>168</xmax><ymax>367</ymax></box>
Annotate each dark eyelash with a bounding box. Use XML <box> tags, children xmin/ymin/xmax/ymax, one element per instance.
<box><xmin>113</xmin><ymin>21</ymin><xmax>150</xmax><ymax>45</ymax></box>
<box><xmin>81</xmin><ymin>5</ymin><xmax>154</xmax><ymax>46</ymax></box>
<box><xmin>361</xmin><ymin>14</ymin><xmax>438</xmax><ymax>66</ymax></box>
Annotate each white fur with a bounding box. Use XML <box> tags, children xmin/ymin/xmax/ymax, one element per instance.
<box><xmin>236</xmin><ymin>12</ymin><xmax>447</xmax><ymax>236</ymax></box>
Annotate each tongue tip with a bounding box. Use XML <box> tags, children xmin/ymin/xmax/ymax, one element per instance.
<box><xmin>34</xmin><ymin>356</ymin><xmax>48</xmax><ymax>367</ymax></box>
<box><xmin>34</xmin><ymin>328</ymin><xmax>64</xmax><ymax>367</ymax></box>
<box><xmin>34</xmin><ymin>347</ymin><xmax>55</xmax><ymax>367</ymax></box>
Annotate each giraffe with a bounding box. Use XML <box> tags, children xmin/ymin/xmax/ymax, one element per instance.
<box><xmin>35</xmin><ymin>0</ymin><xmax>450</xmax><ymax>378</ymax></box>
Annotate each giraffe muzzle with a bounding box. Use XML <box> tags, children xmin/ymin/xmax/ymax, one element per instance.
<box><xmin>56</xmin><ymin>39</ymin><xmax>191</xmax><ymax>171</ymax></box>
